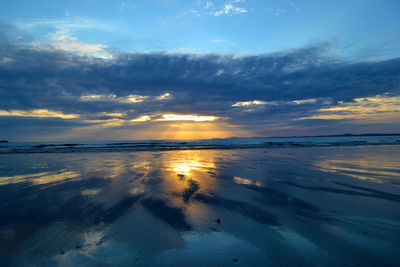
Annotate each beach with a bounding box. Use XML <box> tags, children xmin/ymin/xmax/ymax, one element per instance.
<box><xmin>2</xmin><ymin>0</ymin><xmax>400</xmax><ymax>265</ymax></box>
<box><xmin>0</xmin><ymin>145</ymin><xmax>399</xmax><ymax>266</ymax></box>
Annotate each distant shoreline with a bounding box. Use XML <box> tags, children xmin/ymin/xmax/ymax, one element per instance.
<box><xmin>254</xmin><ymin>133</ymin><xmax>400</xmax><ymax>139</ymax></box>
<box><xmin>3</xmin><ymin>133</ymin><xmax>400</xmax><ymax>144</ymax></box>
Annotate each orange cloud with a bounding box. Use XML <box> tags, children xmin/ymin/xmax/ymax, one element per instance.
<box><xmin>296</xmin><ymin>95</ymin><xmax>400</xmax><ymax>123</ymax></box>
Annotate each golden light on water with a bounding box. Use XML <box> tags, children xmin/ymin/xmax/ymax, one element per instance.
<box><xmin>170</xmin><ymin>160</ymin><xmax>215</xmax><ymax>176</ymax></box>
<box><xmin>161</xmin><ymin>151</ymin><xmax>220</xmax><ymax>226</ymax></box>
<box><xmin>160</xmin><ymin>150</ymin><xmax>218</xmax><ymax>198</ymax></box>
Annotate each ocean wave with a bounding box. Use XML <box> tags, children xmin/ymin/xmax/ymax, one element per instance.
<box><xmin>1</xmin><ymin>136</ymin><xmax>400</xmax><ymax>154</ymax></box>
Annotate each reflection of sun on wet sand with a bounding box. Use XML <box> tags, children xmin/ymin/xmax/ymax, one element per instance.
<box><xmin>170</xmin><ymin>160</ymin><xmax>213</xmax><ymax>177</ymax></box>
<box><xmin>158</xmin><ymin>150</ymin><xmax>219</xmax><ymax>226</ymax></box>
<box><xmin>161</xmin><ymin>150</ymin><xmax>217</xmax><ymax>195</ymax></box>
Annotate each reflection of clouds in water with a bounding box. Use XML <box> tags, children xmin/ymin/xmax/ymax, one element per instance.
<box><xmin>234</xmin><ymin>176</ymin><xmax>262</xmax><ymax>187</ymax></box>
<box><xmin>80</xmin><ymin>188</ymin><xmax>101</xmax><ymax>196</ymax></box>
<box><xmin>131</xmin><ymin>160</ymin><xmax>151</xmax><ymax>176</ymax></box>
<box><xmin>0</xmin><ymin>170</ymin><xmax>79</xmax><ymax>186</ymax></box>
<box><xmin>97</xmin><ymin>159</ymin><xmax>127</xmax><ymax>179</ymax></box>
<box><xmin>280</xmin><ymin>180</ymin><xmax>400</xmax><ymax>203</ymax></box>
<box><xmin>314</xmin><ymin>152</ymin><xmax>400</xmax><ymax>183</ymax></box>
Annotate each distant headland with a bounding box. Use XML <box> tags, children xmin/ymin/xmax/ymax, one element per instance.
<box><xmin>267</xmin><ymin>133</ymin><xmax>400</xmax><ymax>139</ymax></box>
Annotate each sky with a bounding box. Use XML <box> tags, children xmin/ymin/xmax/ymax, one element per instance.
<box><xmin>0</xmin><ymin>0</ymin><xmax>400</xmax><ymax>141</ymax></box>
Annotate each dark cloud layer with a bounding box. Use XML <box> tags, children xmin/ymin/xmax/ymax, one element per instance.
<box><xmin>1</xmin><ymin>21</ymin><xmax>400</xmax><ymax>140</ymax></box>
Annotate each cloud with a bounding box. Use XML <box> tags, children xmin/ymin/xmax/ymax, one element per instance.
<box><xmin>0</xmin><ymin>109</ymin><xmax>80</xmax><ymax>119</ymax></box>
<box><xmin>205</xmin><ymin>2</ymin><xmax>214</xmax><ymax>9</ymax></box>
<box><xmin>15</xmin><ymin>16</ymin><xmax>117</xmax><ymax>32</ymax></box>
<box><xmin>232</xmin><ymin>100</ymin><xmax>270</xmax><ymax>107</ymax></box>
<box><xmin>213</xmin><ymin>2</ymin><xmax>248</xmax><ymax>16</ymax></box>
<box><xmin>287</xmin><ymin>0</ymin><xmax>301</xmax><ymax>11</ymax></box>
<box><xmin>175</xmin><ymin>0</ymin><xmax>247</xmax><ymax>19</ymax></box>
<box><xmin>0</xmin><ymin>57</ymin><xmax>13</xmax><ymax>64</ymax></box>
<box><xmin>296</xmin><ymin>95</ymin><xmax>400</xmax><ymax>123</ymax></box>
<box><xmin>292</xmin><ymin>99</ymin><xmax>317</xmax><ymax>104</ymax></box>
<box><xmin>79</xmin><ymin>92</ymin><xmax>171</xmax><ymax>103</ymax></box>
<box><xmin>130</xmin><ymin>115</ymin><xmax>152</xmax><ymax>122</ymax></box>
<box><xmin>266</xmin><ymin>8</ymin><xmax>287</xmax><ymax>16</ymax></box>
<box><xmin>211</xmin><ymin>39</ymin><xmax>234</xmax><ymax>47</ymax></box>
<box><xmin>155</xmin><ymin>114</ymin><xmax>218</xmax><ymax>122</ymax></box>
<box><xmin>130</xmin><ymin>114</ymin><xmax>218</xmax><ymax>123</ymax></box>
<box><xmin>233</xmin><ymin>98</ymin><xmax>325</xmax><ymax>108</ymax></box>
<box><xmin>156</xmin><ymin>93</ymin><xmax>172</xmax><ymax>100</ymax></box>
<box><xmin>11</xmin><ymin>15</ymin><xmax>118</xmax><ymax>59</ymax></box>
<box><xmin>119</xmin><ymin>1</ymin><xmax>136</xmax><ymax>11</ymax></box>
<box><xmin>45</xmin><ymin>30</ymin><xmax>112</xmax><ymax>59</ymax></box>
<box><xmin>1</xmin><ymin>22</ymin><xmax>400</xmax><ymax>140</ymax></box>
<box><xmin>93</xmin><ymin>112</ymin><xmax>127</xmax><ymax>118</ymax></box>
<box><xmin>79</xmin><ymin>94</ymin><xmax>147</xmax><ymax>103</ymax></box>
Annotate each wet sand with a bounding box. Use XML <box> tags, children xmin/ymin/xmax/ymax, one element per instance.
<box><xmin>0</xmin><ymin>146</ymin><xmax>399</xmax><ymax>266</ymax></box>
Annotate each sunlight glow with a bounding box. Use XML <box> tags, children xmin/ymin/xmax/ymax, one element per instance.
<box><xmin>130</xmin><ymin>115</ymin><xmax>152</xmax><ymax>122</ymax></box>
<box><xmin>157</xmin><ymin>114</ymin><xmax>218</xmax><ymax>122</ymax></box>
<box><xmin>119</xmin><ymin>121</ymin><xmax>251</xmax><ymax>140</ymax></box>
<box><xmin>95</xmin><ymin>112</ymin><xmax>126</xmax><ymax>117</ymax></box>
<box><xmin>83</xmin><ymin>118</ymin><xmax>125</xmax><ymax>127</ymax></box>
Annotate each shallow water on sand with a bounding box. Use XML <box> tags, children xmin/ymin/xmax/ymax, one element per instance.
<box><xmin>0</xmin><ymin>146</ymin><xmax>399</xmax><ymax>266</ymax></box>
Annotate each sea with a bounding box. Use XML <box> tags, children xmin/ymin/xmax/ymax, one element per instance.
<box><xmin>1</xmin><ymin>134</ymin><xmax>400</xmax><ymax>154</ymax></box>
